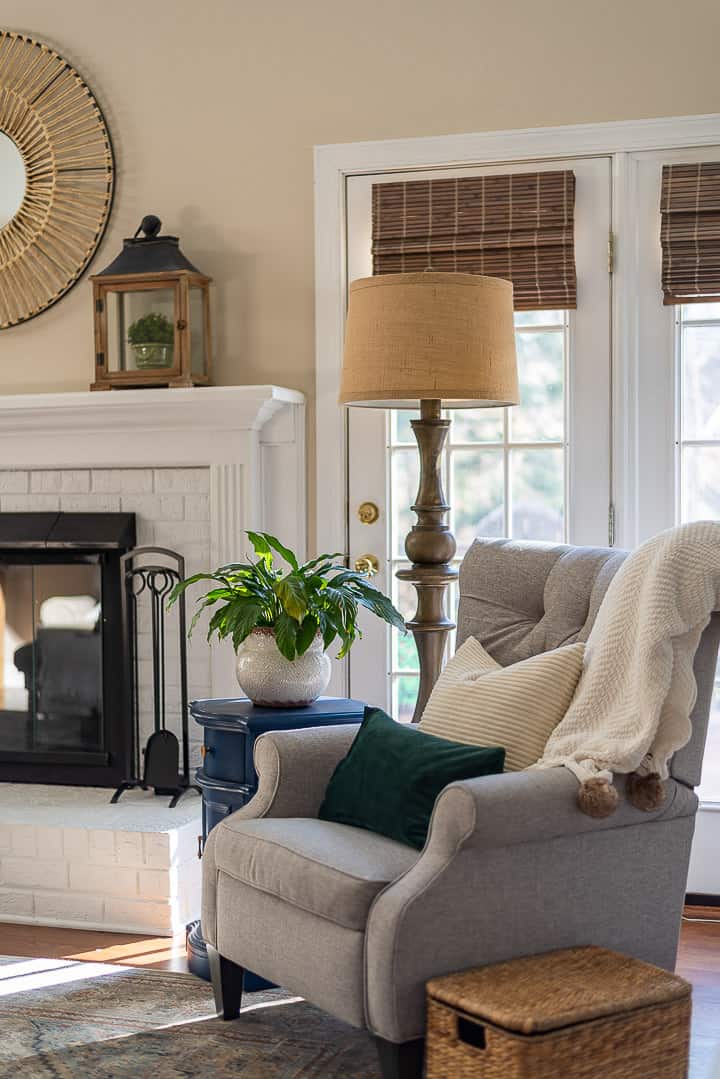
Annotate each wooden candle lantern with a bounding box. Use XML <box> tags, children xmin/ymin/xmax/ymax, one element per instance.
<box><xmin>91</xmin><ymin>216</ymin><xmax>211</xmax><ymax>390</ymax></box>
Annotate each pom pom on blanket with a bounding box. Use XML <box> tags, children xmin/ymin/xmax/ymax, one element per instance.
<box><xmin>577</xmin><ymin>777</ymin><xmax>618</xmax><ymax>818</ymax></box>
<box><xmin>626</xmin><ymin>771</ymin><xmax>665</xmax><ymax>812</ymax></box>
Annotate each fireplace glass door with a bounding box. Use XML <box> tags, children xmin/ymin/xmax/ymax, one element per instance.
<box><xmin>0</xmin><ymin>557</ymin><xmax>104</xmax><ymax>757</ymax></box>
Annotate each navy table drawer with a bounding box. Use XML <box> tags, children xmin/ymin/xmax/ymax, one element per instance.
<box><xmin>195</xmin><ymin>770</ymin><xmax>254</xmax><ymax>837</ymax></box>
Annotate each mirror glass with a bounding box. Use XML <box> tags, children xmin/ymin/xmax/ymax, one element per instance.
<box><xmin>0</xmin><ymin>132</ymin><xmax>26</xmax><ymax>229</ymax></box>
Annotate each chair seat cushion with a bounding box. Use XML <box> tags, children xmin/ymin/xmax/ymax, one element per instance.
<box><xmin>211</xmin><ymin>815</ymin><xmax>419</xmax><ymax>931</ymax></box>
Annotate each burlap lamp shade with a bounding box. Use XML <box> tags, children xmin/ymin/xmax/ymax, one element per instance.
<box><xmin>339</xmin><ymin>272</ymin><xmax>518</xmax><ymax>408</ymax></box>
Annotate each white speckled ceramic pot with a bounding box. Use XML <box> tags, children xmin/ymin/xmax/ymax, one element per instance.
<box><xmin>235</xmin><ymin>627</ymin><xmax>331</xmax><ymax>707</ymax></box>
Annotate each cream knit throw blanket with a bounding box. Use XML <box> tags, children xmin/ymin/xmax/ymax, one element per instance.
<box><xmin>533</xmin><ymin>521</ymin><xmax>720</xmax><ymax>817</ymax></box>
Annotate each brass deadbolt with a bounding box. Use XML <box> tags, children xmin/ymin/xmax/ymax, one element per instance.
<box><xmin>354</xmin><ymin>554</ymin><xmax>380</xmax><ymax>577</ymax></box>
<box><xmin>357</xmin><ymin>501</ymin><xmax>380</xmax><ymax>525</ymax></box>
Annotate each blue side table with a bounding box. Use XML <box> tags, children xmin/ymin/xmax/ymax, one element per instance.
<box><xmin>186</xmin><ymin>696</ymin><xmax>365</xmax><ymax>985</ymax></box>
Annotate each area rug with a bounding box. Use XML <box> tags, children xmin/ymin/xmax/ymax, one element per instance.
<box><xmin>0</xmin><ymin>956</ymin><xmax>380</xmax><ymax>1078</ymax></box>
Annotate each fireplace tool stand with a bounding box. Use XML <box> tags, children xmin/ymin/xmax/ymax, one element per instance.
<box><xmin>112</xmin><ymin>546</ymin><xmax>200</xmax><ymax>807</ymax></box>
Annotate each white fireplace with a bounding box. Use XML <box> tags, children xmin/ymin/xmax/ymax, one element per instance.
<box><xmin>0</xmin><ymin>385</ymin><xmax>305</xmax><ymax>934</ymax></box>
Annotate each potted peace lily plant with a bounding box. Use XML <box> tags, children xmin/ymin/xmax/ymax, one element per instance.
<box><xmin>169</xmin><ymin>531</ymin><xmax>406</xmax><ymax>707</ymax></box>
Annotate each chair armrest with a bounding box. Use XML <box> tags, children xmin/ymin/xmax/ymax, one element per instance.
<box><xmin>364</xmin><ymin>767</ymin><xmax>697</xmax><ymax>1043</ymax></box>
<box><xmin>424</xmin><ymin>767</ymin><xmax>697</xmax><ymax>859</ymax></box>
<box><xmin>230</xmin><ymin>723</ymin><xmax>360</xmax><ymax>820</ymax></box>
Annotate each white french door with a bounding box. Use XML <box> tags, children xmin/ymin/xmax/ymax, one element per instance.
<box><xmin>345</xmin><ymin>156</ymin><xmax>613</xmax><ymax>712</ymax></box>
<box><xmin>632</xmin><ymin>146</ymin><xmax>720</xmax><ymax>893</ymax></box>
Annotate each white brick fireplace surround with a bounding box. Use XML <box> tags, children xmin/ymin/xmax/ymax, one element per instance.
<box><xmin>0</xmin><ymin>385</ymin><xmax>305</xmax><ymax>934</ymax></box>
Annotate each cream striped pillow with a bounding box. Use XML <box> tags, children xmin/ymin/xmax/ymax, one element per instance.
<box><xmin>419</xmin><ymin>637</ymin><xmax>585</xmax><ymax>771</ymax></box>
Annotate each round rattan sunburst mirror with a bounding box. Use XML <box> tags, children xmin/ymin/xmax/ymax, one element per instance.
<box><xmin>0</xmin><ymin>30</ymin><xmax>114</xmax><ymax>329</ymax></box>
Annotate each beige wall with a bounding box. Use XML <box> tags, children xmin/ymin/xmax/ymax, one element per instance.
<box><xmin>3</xmin><ymin>0</ymin><xmax>720</xmax><ymax>538</ymax></box>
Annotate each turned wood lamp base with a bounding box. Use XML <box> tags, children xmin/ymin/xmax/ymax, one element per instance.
<box><xmin>397</xmin><ymin>399</ymin><xmax>458</xmax><ymax>723</ymax></box>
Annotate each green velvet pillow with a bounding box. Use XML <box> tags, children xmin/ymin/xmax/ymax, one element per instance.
<box><xmin>318</xmin><ymin>707</ymin><xmax>505</xmax><ymax>850</ymax></box>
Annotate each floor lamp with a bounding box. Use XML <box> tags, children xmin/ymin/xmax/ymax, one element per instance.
<box><xmin>340</xmin><ymin>272</ymin><xmax>518</xmax><ymax>722</ymax></box>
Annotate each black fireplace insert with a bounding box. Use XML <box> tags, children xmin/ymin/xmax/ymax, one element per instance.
<box><xmin>0</xmin><ymin>512</ymin><xmax>136</xmax><ymax>786</ymax></box>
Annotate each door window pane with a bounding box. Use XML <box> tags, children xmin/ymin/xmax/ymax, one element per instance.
<box><xmin>391</xmin><ymin>450</ymin><xmax>420</xmax><ymax>558</ymax></box>
<box><xmin>681</xmin><ymin>326</ymin><xmax>720</xmax><ymax>440</ymax></box>
<box><xmin>450</xmin><ymin>449</ymin><xmax>505</xmax><ymax>554</ymax></box>
<box><xmin>391</xmin><ymin>410</ymin><xmax>416</xmax><ymax>445</ymax></box>
<box><xmin>393</xmin><ymin>674</ymin><xmax>420</xmax><ymax>725</ymax></box>
<box><xmin>452</xmin><ymin>408</ymin><xmax>503</xmax><ymax>443</ymax></box>
<box><xmin>510</xmin><ymin>448</ymin><xmax>565</xmax><ymax>542</ymax></box>
<box><xmin>682</xmin><ymin>445</ymin><xmax>720</xmax><ymax>521</ymax></box>
<box><xmin>513</xmin><ymin>310</ymin><xmax>565</xmax><ymax>327</ymax></box>
<box><xmin>509</xmin><ymin>332</ymin><xmax>565</xmax><ymax>443</ymax></box>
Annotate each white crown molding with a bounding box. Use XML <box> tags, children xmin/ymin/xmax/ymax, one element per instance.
<box><xmin>315</xmin><ymin>113</ymin><xmax>720</xmax><ymax>175</ymax></box>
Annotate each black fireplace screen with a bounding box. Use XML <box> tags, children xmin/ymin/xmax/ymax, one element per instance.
<box><xmin>0</xmin><ymin>559</ymin><xmax>104</xmax><ymax>755</ymax></box>
<box><xmin>0</xmin><ymin>512</ymin><xmax>135</xmax><ymax>786</ymax></box>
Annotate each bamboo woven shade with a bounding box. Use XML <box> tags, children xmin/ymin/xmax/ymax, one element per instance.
<box><xmin>660</xmin><ymin>162</ymin><xmax>720</xmax><ymax>305</ymax></box>
<box><xmin>372</xmin><ymin>171</ymin><xmax>576</xmax><ymax>311</ymax></box>
<box><xmin>0</xmin><ymin>31</ymin><xmax>114</xmax><ymax>329</ymax></box>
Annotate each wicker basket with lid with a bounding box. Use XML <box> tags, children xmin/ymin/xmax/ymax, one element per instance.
<box><xmin>425</xmin><ymin>946</ymin><xmax>691</xmax><ymax>1079</ymax></box>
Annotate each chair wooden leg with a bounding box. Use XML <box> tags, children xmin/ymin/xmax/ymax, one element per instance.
<box><xmin>375</xmin><ymin>1036</ymin><xmax>425</xmax><ymax>1079</ymax></box>
<box><xmin>207</xmin><ymin>944</ymin><xmax>244</xmax><ymax>1020</ymax></box>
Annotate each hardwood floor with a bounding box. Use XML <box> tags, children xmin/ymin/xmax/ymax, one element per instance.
<box><xmin>1</xmin><ymin>916</ymin><xmax>719</xmax><ymax>1075</ymax></box>
<box><xmin>0</xmin><ymin>922</ymin><xmax>188</xmax><ymax>971</ymax></box>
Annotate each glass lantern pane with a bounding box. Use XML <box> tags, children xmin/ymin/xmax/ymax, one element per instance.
<box><xmin>189</xmin><ymin>286</ymin><xmax>207</xmax><ymax>377</ymax></box>
<box><xmin>107</xmin><ymin>288</ymin><xmax>176</xmax><ymax>373</ymax></box>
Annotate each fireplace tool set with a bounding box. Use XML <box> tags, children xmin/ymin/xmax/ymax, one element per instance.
<box><xmin>112</xmin><ymin>546</ymin><xmax>200</xmax><ymax>807</ymax></box>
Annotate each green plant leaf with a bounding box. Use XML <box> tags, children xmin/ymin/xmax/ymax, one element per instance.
<box><xmin>274</xmin><ymin>575</ymin><xmax>307</xmax><ymax>622</ymax></box>
<box><xmin>246</xmin><ymin>531</ymin><xmax>274</xmax><ymax>568</ymax></box>
<box><xmin>228</xmin><ymin>601</ymin><xmax>263</xmax><ymax>650</ymax></box>
<box><xmin>299</xmin><ymin>552</ymin><xmax>344</xmax><ymax>574</ymax></box>
<box><xmin>319</xmin><ymin>612</ymin><xmax>337</xmax><ymax>651</ymax></box>
<box><xmin>274</xmin><ymin>611</ymin><xmax>298</xmax><ymax>660</ymax></box>
<box><xmin>168</xmin><ymin>572</ymin><xmax>232</xmax><ymax>607</ymax></box>
<box><xmin>263</xmin><ymin>533</ymin><xmax>299</xmax><ymax>571</ymax></box>
<box><xmin>127</xmin><ymin>312</ymin><xmax>174</xmax><ymax>346</ymax></box>
<box><xmin>351</xmin><ymin>581</ymin><xmax>407</xmax><ymax>633</ymax></box>
<box><xmin>188</xmin><ymin>594</ymin><xmax>227</xmax><ymax>636</ymax></box>
<box><xmin>296</xmin><ymin>614</ymin><xmax>318</xmax><ymax>655</ymax></box>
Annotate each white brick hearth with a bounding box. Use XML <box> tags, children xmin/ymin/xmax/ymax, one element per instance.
<box><xmin>0</xmin><ymin>385</ymin><xmax>305</xmax><ymax>934</ymax></box>
<box><xmin>0</xmin><ymin>784</ymin><xmax>202</xmax><ymax>934</ymax></box>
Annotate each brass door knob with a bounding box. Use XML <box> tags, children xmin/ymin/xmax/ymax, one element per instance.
<box><xmin>357</xmin><ymin>501</ymin><xmax>380</xmax><ymax>524</ymax></box>
<box><xmin>354</xmin><ymin>554</ymin><xmax>380</xmax><ymax>577</ymax></box>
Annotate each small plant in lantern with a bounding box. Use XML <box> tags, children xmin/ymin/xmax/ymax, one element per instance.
<box><xmin>127</xmin><ymin>312</ymin><xmax>175</xmax><ymax>369</ymax></box>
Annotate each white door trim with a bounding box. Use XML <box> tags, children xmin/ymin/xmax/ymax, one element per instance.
<box><xmin>314</xmin><ymin>112</ymin><xmax>720</xmax><ymax>560</ymax></box>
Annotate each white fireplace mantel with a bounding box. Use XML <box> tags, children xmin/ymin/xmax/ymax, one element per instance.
<box><xmin>0</xmin><ymin>385</ymin><xmax>306</xmax><ymax>699</ymax></box>
<box><xmin>0</xmin><ymin>384</ymin><xmax>303</xmax><ymax>438</ymax></box>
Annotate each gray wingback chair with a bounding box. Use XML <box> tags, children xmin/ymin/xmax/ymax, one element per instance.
<box><xmin>201</xmin><ymin>538</ymin><xmax>720</xmax><ymax>1079</ymax></box>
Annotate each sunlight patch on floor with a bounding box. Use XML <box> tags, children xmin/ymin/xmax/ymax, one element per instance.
<box><xmin>66</xmin><ymin>935</ymin><xmax>186</xmax><ymax>968</ymax></box>
<box><xmin>0</xmin><ymin>957</ymin><xmax>125</xmax><ymax>996</ymax></box>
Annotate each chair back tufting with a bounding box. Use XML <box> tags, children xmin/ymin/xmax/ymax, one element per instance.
<box><xmin>457</xmin><ymin>537</ymin><xmax>720</xmax><ymax>788</ymax></box>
